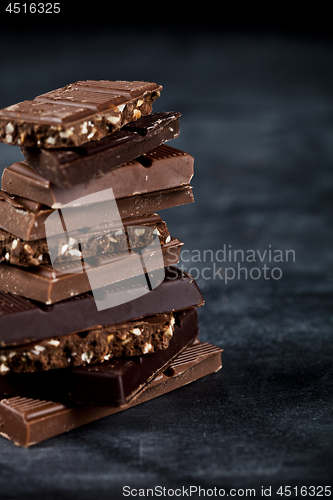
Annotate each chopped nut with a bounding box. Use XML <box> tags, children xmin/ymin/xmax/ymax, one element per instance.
<box><xmin>59</xmin><ymin>129</ymin><xmax>73</xmax><ymax>138</ymax></box>
<box><xmin>165</xmin><ymin>235</ymin><xmax>171</xmax><ymax>243</ymax></box>
<box><xmin>0</xmin><ymin>364</ymin><xmax>9</xmax><ymax>373</ymax></box>
<box><xmin>68</xmin><ymin>249</ymin><xmax>82</xmax><ymax>257</ymax></box>
<box><xmin>81</xmin><ymin>351</ymin><xmax>93</xmax><ymax>363</ymax></box>
<box><xmin>80</xmin><ymin>122</ymin><xmax>88</xmax><ymax>134</ymax></box>
<box><xmin>133</xmin><ymin>109</ymin><xmax>141</xmax><ymax>119</ymax></box>
<box><xmin>11</xmin><ymin>239</ymin><xmax>19</xmax><ymax>250</ymax></box>
<box><xmin>48</xmin><ymin>339</ymin><xmax>60</xmax><ymax>347</ymax></box>
<box><xmin>153</xmin><ymin>228</ymin><xmax>160</xmax><ymax>236</ymax></box>
<box><xmin>5</xmin><ymin>123</ymin><xmax>14</xmax><ymax>134</ymax></box>
<box><xmin>34</xmin><ymin>345</ymin><xmax>46</xmax><ymax>352</ymax></box>
<box><xmin>135</xmin><ymin>228</ymin><xmax>145</xmax><ymax>236</ymax></box>
<box><xmin>165</xmin><ymin>325</ymin><xmax>173</xmax><ymax>337</ymax></box>
<box><xmin>117</xmin><ymin>331</ymin><xmax>127</xmax><ymax>340</ymax></box>
<box><xmin>108</xmin><ymin>236</ymin><xmax>117</xmax><ymax>243</ymax></box>
<box><xmin>5</xmin><ymin>134</ymin><xmax>13</xmax><ymax>143</ymax></box>
<box><xmin>117</xmin><ymin>104</ymin><xmax>125</xmax><ymax>112</ymax></box>
<box><xmin>60</xmin><ymin>244</ymin><xmax>69</xmax><ymax>255</ymax></box>
<box><xmin>68</xmin><ymin>237</ymin><xmax>78</xmax><ymax>246</ymax></box>
<box><xmin>131</xmin><ymin>328</ymin><xmax>141</xmax><ymax>336</ymax></box>
<box><xmin>136</xmin><ymin>99</ymin><xmax>144</xmax><ymax>107</ymax></box>
<box><xmin>107</xmin><ymin>115</ymin><xmax>120</xmax><ymax>124</ymax></box>
<box><xmin>107</xmin><ymin>334</ymin><xmax>114</xmax><ymax>342</ymax></box>
<box><xmin>122</xmin><ymin>338</ymin><xmax>132</xmax><ymax>345</ymax></box>
<box><xmin>142</xmin><ymin>343</ymin><xmax>153</xmax><ymax>354</ymax></box>
<box><xmin>46</xmin><ymin>136</ymin><xmax>56</xmax><ymax>145</ymax></box>
<box><xmin>114</xmin><ymin>229</ymin><xmax>123</xmax><ymax>236</ymax></box>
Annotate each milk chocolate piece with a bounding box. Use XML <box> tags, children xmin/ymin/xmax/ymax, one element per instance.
<box><xmin>0</xmin><ymin>267</ymin><xmax>204</xmax><ymax>348</ymax></box>
<box><xmin>5</xmin><ymin>144</ymin><xmax>194</xmax><ymax>205</ymax></box>
<box><xmin>0</xmin><ymin>186</ymin><xmax>193</xmax><ymax>241</ymax></box>
<box><xmin>0</xmin><ymin>313</ymin><xmax>176</xmax><ymax>373</ymax></box>
<box><xmin>0</xmin><ymin>308</ymin><xmax>200</xmax><ymax>405</ymax></box>
<box><xmin>0</xmin><ymin>341</ymin><xmax>222</xmax><ymax>447</ymax></box>
<box><xmin>0</xmin><ymin>214</ymin><xmax>170</xmax><ymax>267</ymax></box>
<box><xmin>0</xmin><ymin>238</ymin><xmax>183</xmax><ymax>304</ymax></box>
<box><xmin>19</xmin><ymin>112</ymin><xmax>181</xmax><ymax>189</ymax></box>
<box><xmin>0</xmin><ymin>81</ymin><xmax>162</xmax><ymax>148</ymax></box>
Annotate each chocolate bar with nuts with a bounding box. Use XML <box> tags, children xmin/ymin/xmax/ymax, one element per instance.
<box><xmin>0</xmin><ymin>185</ymin><xmax>193</xmax><ymax>241</ymax></box>
<box><xmin>0</xmin><ymin>308</ymin><xmax>199</xmax><ymax>405</ymax></box>
<box><xmin>0</xmin><ymin>312</ymin><xmax>176</xmax><ymax>373</ymax></box>
<box><xmin>0</xmin><ymin>340</ymin><xmax>222</xmax><ymax>447</ymax></box>
<box><xmin>18</xmin><ymin>112</ymin><xmax>182</xmax><ymax>189</ymax></box>
<box><xmin>0</xmin><ymin>213</ymin><xmax>170</xmax><ymax>267</ymax></box>
<box><xmin>0</xmin><ymin>238</ymin><xmax>183</xmax><ymax>304</ymax></box>
<box><xmin>0</xmin><ymin>267</ymin><xmax>204</xmax><ymax>348</ymax></box>
<box><xmin>0</xmin><ymin>80</ymin><xmax>162</xmax><ymax>148</ymax></box>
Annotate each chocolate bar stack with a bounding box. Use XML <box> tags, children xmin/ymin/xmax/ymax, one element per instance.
<box><xmin>0</xmin><ymin>81</ymin><xmax>222</xmax><ymax>446</ymax></box>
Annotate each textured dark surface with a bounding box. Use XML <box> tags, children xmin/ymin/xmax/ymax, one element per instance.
<box><xmin>0</xmin><ymin>23</ymin><xmax>332</xmax><ymax>500</ymax></box>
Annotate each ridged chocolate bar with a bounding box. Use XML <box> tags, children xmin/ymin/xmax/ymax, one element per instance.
<box><xmin>0</xmin><ymin>308</ymin><xmax>199</xmax><ymax>405</ymax></box>
<box><xmin>18</xmin><ymin>112</ymin><xmax>181</xmax><ymax>189</ymax></box>
<box><xmin>0</xmin><ymin>340</ymin><xmax>222</xmax><ymax>447</ymax></box>
<box><xmin>0</xmin><ymin>80</ymin><xmax>162</xmax><ymax>148</ymax></box>
<box><xmin>0</xmin><ymin>267</ymin><xmax>204</xmax><ymax>348</ymax></box>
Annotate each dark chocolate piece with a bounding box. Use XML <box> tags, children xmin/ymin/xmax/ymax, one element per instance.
<box><xmin>0</xmin><ymin>81</ymin><xmax>162</xmax><ymax>148</ymax></box>
<box><xmin>0</xmin><ymin>267</ymin><xmax>204</xmax><ymax>348</ymax></box>
<box><xmin>0</xmin><ymin>340</ymin><xmax>223</xmax><ymax>447</ymax></box>
<box><xmin>0</xmin><ymin>185</ymin><xmax>193</xmax><ymax>241</ymax></box>
<box><xmin>0</xmin><ymin>214</ymin><xmax>169</xmax><ymax>267</ymax></box>
<box><xmin>0</xmin><ymin>308</ymin><xmax>199</xmax><ymax>405</ymax></box>
<box><xmin>6</xmin><ymin>144</ymin><xmax>194</xmax><ymax>205</ymax></box>
<box><xmin>19</xmin><ymin>112</ymin><xmax>181</xmax><ymax>189</ymax></box>
<box><xmin>0</xmin><ymin>238</ymin><xmax>183</xmax><ymax>304</ymax></box>
<box><xmin>0</xmin><ymin>313</ymin><xmax>175</xmax><ymax>373</ymax></box>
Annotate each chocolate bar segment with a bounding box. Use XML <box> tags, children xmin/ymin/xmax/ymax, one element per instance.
<box><xmin>0</xmin><ymin>238</ymin><xmax>183</xmax><ymax>304</ymax></box>
<box><xmin>0</xmin><ymin>214</ymin><xmax>170</xmax><ymax>267</ymax></box>
<box><xmin>0</xmin><ymin>308</ymin><xmax>199</xmax><ymax>405</ymax></box>
<box><xmin>0</xmin><ymin>267</ymin><xmax>204</xmax><ymax>348</ymax></box>
<box><xmin>0</xmin><ymin>185</ymin><xmax>193</xmax><ymax>241</ymax></box>
<box><xmin>19</xmin><ymin>112</ymin><xmax>181</xmax><ymax>189</ymax></box>
<box><xmin>0</xmin><ymin>80</ymin><xmax>162</xmax><ymax>148</ymax></box>
<box><xmin>5</xmin><ymin>144</ymin><xmax>194</xmax><ymax>206</ymax></box>
<box><xmin>0</xmin><ymin>341</ymin><xmax>222</xmax><ymax>447</ymax></box>
<box><xmin>0</xmin><ymin>313</ymin><xmax>176</xmax><ymax>373</ymax></box>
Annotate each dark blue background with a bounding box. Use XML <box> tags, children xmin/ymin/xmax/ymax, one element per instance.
<box><xmin>0</xmin><ymin>9</ymin><xmax>332</xmax><ymax>499</ymax></box>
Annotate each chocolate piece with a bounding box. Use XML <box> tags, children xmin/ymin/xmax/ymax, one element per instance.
<box><xmin>0</xmin><ymin>341</ymin><xmax>222</xmax><ymax>447</ymax></box>
<box><xmin>0</xmin><ymin>81</ymin><xmax>162</xmax><ymax>148</ymax></box>
<box><xmin>0</xmin><ymin>308</ymin><xmax>199</xmax><ymax>405</ymax></box>
<box><xmin>0</xmin><ymin>214</ymin><xmax>170</xmax><ymax>267</ymax></box>
<box><xmin>0</xmin><ymin>185</ymin><xmax>193</xmax><ymax>241</ymax></box>
<box><xmin>0</xmin><ymin>313</ymin><xmax>176</xmax><ymax>373</ymax></box>
<box><xmin>117</xmin><ymin>185</ymin><xmax>194</xmax><ymax>217</ymax></box>
<box><xmin>5</xmin><ymin>144</ymin><xmax>194</xmax><ymax>204</ymax></box>
<box><xmin>19</xmin><ymin>112</ymin><xmax>181</xmax><ymax>189</ymax></box>
<box><xmin>0</xmin><ymin>267</ymin><xmax>204</xmax><ymax>348</ymax></box>
<box><xmin>0</xmin><ymin>238</ymin><xmax>183</xmax><ymax>304</ymax></box>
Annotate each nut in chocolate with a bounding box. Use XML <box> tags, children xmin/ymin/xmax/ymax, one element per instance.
<box><xmin>45</xmin><ymin>187</ymin><xmax>165</xmax><ymax>311</ymax></box>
